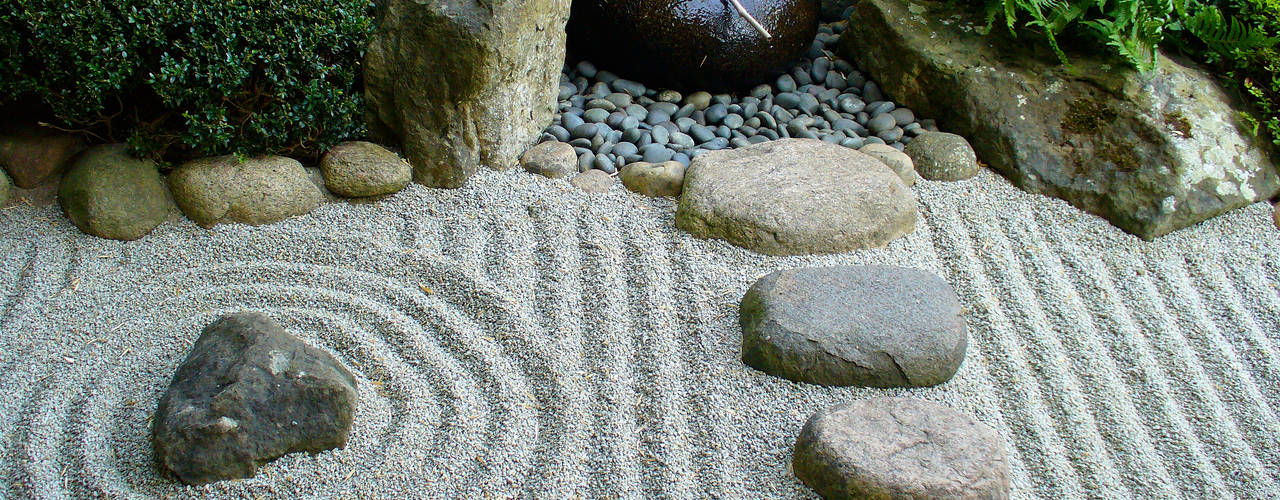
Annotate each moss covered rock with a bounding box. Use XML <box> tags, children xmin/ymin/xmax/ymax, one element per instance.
<box><xmin>58</xmin><ymin>144</ymin><xmax>169</xmax><ymax>241</ymax></box>
<box><xmin>170</xmin><ymin>155</ymin><xmax>321</xmax><ymax>227</ymax></box>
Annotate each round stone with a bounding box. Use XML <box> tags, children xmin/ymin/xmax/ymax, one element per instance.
<box><xmin>620</xmin><ymin>160</ymin><xmax>687</xmax><ymax>197</ymax></box>
<box><xmin>794</xmin><ymin>398</ymin><xmax>1010</xmax><ymax>499</ymax></box>
<box><xmin>859</xmin><ymin>143</ymin><xmax>916</xmax><ymax>186</ymax></box>
<box><xmin>867</xmin><ymin>113</ymin><xmax>897</xmax><ymax>133</ymax></box>
<box><xmin>570</xmin><ymin>169</ymin><xmax>614</xmax><ymax>193</ymax></box>
<box><xmin>740</xmin><ymin>265</ymin><xmax>966</xmax><ymax>386</ymax></box>
<box><xmin>59</xmin><ymin>144</ymin><xmax>169</xmax><ymax>240</ymax></box>
<box><xmin>685</xmin><ymin>91</ymin><xmax>713</xmax><ymax>110</ymax></box>
<box><xmin>904</xmin><ymin>132</ymin><xmax>980</xmax><ymax>181</ymax></box>
<box><xmin>676</xmin><ymin>139</ymin><xmax>916</xmax><ymax>255</ymax></box>
<box><xmin>320</xmin><ymin>141</ymin><xmax>413</xmax><ymax>197</ymax></box>
<box><xmin>583</xmin><ymin>108</ymin><xmax>610</xmax><ymax>123</ymax></box>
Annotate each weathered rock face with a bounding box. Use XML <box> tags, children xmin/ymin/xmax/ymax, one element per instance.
<box><xmin>319</xmin><ymin>141</ymin><xmax>411</xmax><ymax>198</ymax></box>
<box><xmin>0</xmin><ymin>169</ymin><xmax>10</xmax><ymax>206</ymax></box>
<box><xmin>840</xmin><ymin>0</ymin><xmax>1279</xmax><ymax>239</ymax></box>
<box><xmin>365</xmin><ymin>0</ymin><xmax>571</xmax><ymax>188</ymax></box>
<box><xmin>740</xmin><ymin>266</ymin><xmax>967</xmax><ymax>387</ymax></box>
<box><xmin>676</xmin><ymin>139</ymin><xmax>916</xmax><ymax>255</ymax></box>
<box><xmin>169</xmin><ymin>155</ymin><xmax>321</xmax><ymax>227</ymax></box>
<box><xmin>153</xmin><ymin>312</ymin><xmax>358</xmax><ymax>485</ymax></box>
<box><xmin>568</xmin><ymin>0</ymin><xmax>819</xmax><ymax>91</ymax></box>
<box><xmin>0</xmin><ymin>125</ymin><xmax>84</xmax><ymax>188</ymax></box>
<box><xmin>58</xmin><ymin>145</ymin><xmax>169</xmax><ymax>241</ymax></box>
<box><xmin>794</xmin><ymin>398</ymin><xmax>1011</xmax><ymax>499</ymax></box>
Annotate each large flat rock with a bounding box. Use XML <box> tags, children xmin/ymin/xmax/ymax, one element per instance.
<box><xmin>840</xmin><ymin>0</ymin><xmax>1279</xmax><ymax>239</ymax></box>
<box><xmin>675</xmin><ymin>139</ymin><xmax>916</xmax><ymax>255</ymax></box>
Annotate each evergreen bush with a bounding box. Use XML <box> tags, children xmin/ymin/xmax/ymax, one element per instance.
<box><xmin>0</xmin><ymin>0</ymin><xmax>375</xmax><ymax>161</ymax></box>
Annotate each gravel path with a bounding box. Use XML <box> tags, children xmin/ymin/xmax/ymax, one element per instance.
<box><xmin>0</xmin><ymin>168</ymin><xmax>1277</xmax><ymax>499</ymax></box>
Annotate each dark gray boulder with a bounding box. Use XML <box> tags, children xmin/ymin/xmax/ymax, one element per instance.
<box><xmin>840</xmin><ymin>0</ymin><xmax>1279</xmax><ymax>239</ymax></box>
<box><xmin>152</xmin><ymin>312</ymin><xmax>358</xmax><ymax>485</ymax></box>
<box><xmin>364</xmin><ymin>0</ymin><xmax>571</xmax><ymax>188</ymax></box>
<box><xmin>794</xmin><ymin>397</ymin><xmax>1011</xmax><ymax>499</ymax></box>
<box><xmin>58</xmin><ymin>144</ymin><xmax>169</xmax><ymax>241</ymax></box>
<box><xmin>740</xmin><ymin>265</ymin><xmax>966</xmax><ymax>387</ymax></box>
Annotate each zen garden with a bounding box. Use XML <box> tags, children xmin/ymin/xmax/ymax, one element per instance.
<box><xmin>2</xmin><ymin>0</ymin><xmax>1280</xmax><ymax>498</ymax></box>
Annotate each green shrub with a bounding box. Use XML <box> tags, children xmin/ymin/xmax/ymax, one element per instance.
<box><xmin>0</xmin><ymin>0</ymin><xmax>375</xmax><ymax>161</ymax></box>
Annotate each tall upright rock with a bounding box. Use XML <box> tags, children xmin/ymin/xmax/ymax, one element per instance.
<box><xmin>364</xmin><ymin>0</ymin><xmax>571</xmax><ymax>188</ymax></box>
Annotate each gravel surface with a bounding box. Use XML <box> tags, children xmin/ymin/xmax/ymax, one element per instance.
<box><xmin>0</xmin><ymin>169</ymin><xmax>1277</xmax><ymax>499</ymax></box>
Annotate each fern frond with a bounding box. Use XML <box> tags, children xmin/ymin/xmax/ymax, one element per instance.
<box><xmin>1183</xmin><ymin>5</ymin><xmax>1279</xmax><ymax>55</ymax></box>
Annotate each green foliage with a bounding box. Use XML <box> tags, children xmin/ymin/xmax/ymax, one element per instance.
<box><xmin>985</xmin><ymin>0</ymin><xmax>1280</xmax><ymax>148</ymax></box>
<box><xmin>0</xmin><ymin>0</ymin><xmax>375</xmax><ymax>161</ymax></box>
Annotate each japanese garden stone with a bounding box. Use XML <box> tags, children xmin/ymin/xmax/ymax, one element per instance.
<box><xmin>0</xmin><ymin>124</ymin><xmax>84</xmax><ymax>188</ymax></box>
<box><xmin>740</xmin><ymin>265</ymin><xmax>967</xmax><ymax>387</ymax></box>
<box><xmin>170</xmin><ymin>155</ymin><xmax>321</xmax><ymax>227</ymax></box>
<box><xmin>859</xmin><ymin>143</ymin><xmax>916</xmax><ymax>185</ymax></box>
<box><xmin>0</xmin><ymin>169</ymin><xmax>9</xmax><ymax>206</ymax></box>
<box><xmin>57</xmin><ymin>144</ymin><xmax>168</xmax><ymax>241</ymax></box>
<box><xmin>521</xmin><ymin>141</ymin><xmax>578</xmax><ymax>179</ymax></box>
<box><xmin>904</xmin><ymin>132</ymin><xmax>979</xmax><ymax>181</ymax></box>
<box><xmin>319</xmin><ymin>141</ymin><xmax>412</xmax><ymax>198</ymax></box>
<box><xmin>676</xmin><ymin>139</ymin><xmax>916</xmax><ymax>255</ymax></box>
<box><xmin>840</xmin><ymin>0</ymin><xmax>1279</xmax><ymax>239</ymax></box>
<box><xmin>794</xmin><ymin>398</ymin><xmax>1011</xmax><ymax>499</ymax></box>
<box><xmin>620</xmin><ymin>161</ymin><xmax>686</xmax><ymax>197</ymax></box>
<box><xmin>152</xmin><ymin>312</ymin><xmax>358</xmax><ymax>485</ymax></box>
<box><xmin>571</xmin><ymin>169</ymin><xmax>614</xmax><ymax>193</ymax></box>
<box><xmin>364</xmin><ymin>0</ymin><xmax>571</xmax><ymax>187</ymax></box>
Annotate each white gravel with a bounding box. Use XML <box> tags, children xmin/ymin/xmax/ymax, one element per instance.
<box><xmin>0</xmin><ymin>167</ymin><xmax>1277</xmax><ymax>499</ymax></box>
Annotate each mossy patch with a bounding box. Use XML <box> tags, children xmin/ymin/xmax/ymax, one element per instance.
<box><xmin>1099</xmin><ymin>140</ymin><xmax>1140</xmax><ymax>171</ymax></box>
<box><xmin>1063</xmin><ymin>99</ymin><xmax>1115</xmax><ymax>135</ymax></box>
<box><xmin>1163</xmin><ymin>111</ymin><xmax>1193</xmax><ymax>138</ymax></box>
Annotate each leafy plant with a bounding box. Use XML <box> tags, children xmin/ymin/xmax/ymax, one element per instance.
<box><xmin>0</xmin><ymin>0</ymin><xmax>375</xmax><ymax>161</ymax></box>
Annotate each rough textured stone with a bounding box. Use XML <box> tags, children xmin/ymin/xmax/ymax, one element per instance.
<box><xmin>740</xmin><ymin>266</ymin><xmax>966</xmax><ymax>387</ymax></box>
<box><xmin>319</xmin><ymin>141</ymin><xmax>411</xmax><ymax>198</ymax></box>
<box><xmin>57</xmin><ymin>144</ymin><xmax>168</xmax><ymax>241</ymax></box>
<box><xmin>153</xmin><ymin>312</ymin><xmax>358</xmax><ymax>485</ymax></box>
<box><xmin>571</xmin><ymin>169</ymin><xmax>614</xmax><ymax>193</ymax></box>
<box><xmin>364</xmin><ymin>0</ymin><xmax>571</xmax><ymax>188</ymax></box>
<box><xmin>0</xmin><ymin>125</ymin><xmax>84</xmax><ymax>188</ymax></box>
<box><xmin>794</xmin><ymin>398</ymin><xmax>1011</xmax><ymax>500</ymax></box>
<box><xmin>840</xmin><ymin>0</ymin><xmax>1279</xmax><ymax>239</ymax></box>
<box><xmin>170</xmin><ymin>155</ymin><xmax>321</xmax><ymax>227</ymax></box>
<box><xmin>905</xmin><ymin>132</ymin><xmax>980</xmax><ymax>181</ymax></box>
<box><xmin>858</xmin><ymin>143</ymin><xmax>916</xmax><ymax>186</ymax></box>
<box><xmin>620</xmin><ymin>161</ymin><xmax>687</xmax><ymax>197</ymax></box>
<box><xmin>0</xmin><ymin>169</ymin><xmax>10</xmax><ymax>206</ymax></box>
<box><xmin>676</xmin><ymin>139</ymin><xmax>916</xmax><ymax>255</ymax></box>
<box><xmin>521</xmin><ymin>141</ymin><xmax>578</xmax><ymax>179</ymax></box>
<box><xmin>568</xmin><ymin>0</ymin><xmax>818</xmax><ymax>92</ymax></box>
<box><xmin>1274</xmin><ymin>203</ymin><xmax>1279</xmax><ymax>230</ymax></box>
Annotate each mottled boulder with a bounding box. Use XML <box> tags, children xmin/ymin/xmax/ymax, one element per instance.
<box><xmin>521</xmin><ymin>141</ymin><xmax>579</xmax><ymax>179</ymax></box>
<box><xmin>153</xmin><ymin>312</ymin><xmax>358</xmax><ymax>485</ymax></box>
<box><xmin>858</xmin><ymin>143</ymin><xmax>916</xmax><ymax>186</ymax></box>
<box><xmin>170</xmin><ymin>155</ymin><xmax>321</xmax><ymax>227</ymax></box>
<box><xmin>620</xmin><ymin>161</ymin><xmax>686</xmax><ymax>197</ymax></box>
<box><xmin>0</xmin><ymin>169</ymin><xmax>10</xmax><ymax>206</ymax></box>
<box><xmin>905</xmin><ymin>132</ymin><xmax>980</xmax><ymax>181</ymax></box>
<box><xmin>840</xmin><ymin>0</ymin><xmax>1279</xmax><ymax>239</ymax></box>
<box><xmin>794</xmin><ymin>398</ymin><xmax>1011</xmax><ymax>499</ymax></box>
<box><xmin>365</xmin><ymin>0</ymin><xmax>571</xmax><ymax>187</ymax></box>
<box><xmin>0</xmin><ymin>125</ymin><xmax>84</xmax><ymax>188</ymax></box>
<box><xmin>676</xmin><ymin>139</ymin><xmax>916</xmax><ymax>255</ymax></box>
<box><xmin>568</xmin><ymin>0</ymin><xmax>819</xmax><ymax>91</ymax></box>
<box><xmin>58</xmin><ymin>145</ymin><xmax>169</xmax><ymax>241</ymax></box>
<box><xmin>740</xmin><ymin>266</ymin><xmax>967</xmax><ymax>387</ymax></box>
<box><xmin>319</xmin><ymin>141</ymin><xmax>411</xmax><ymax>198</ymax></box>
<box><xmin>571</xmin><ymin>169</ymin><xmax>614</xmax><ymax>193</ymax></box>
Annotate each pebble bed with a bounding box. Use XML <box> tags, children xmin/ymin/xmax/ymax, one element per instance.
<box><xmin>540</xmin><ymin>20</ymin><xmax>939</xmax><ymax>174</ymax></box>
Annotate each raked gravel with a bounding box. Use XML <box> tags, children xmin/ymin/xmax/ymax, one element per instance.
<box><xmin>0</xmin><ymin>167</ymin><xmax>1277</xmax><ymax>499</ymax></box>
